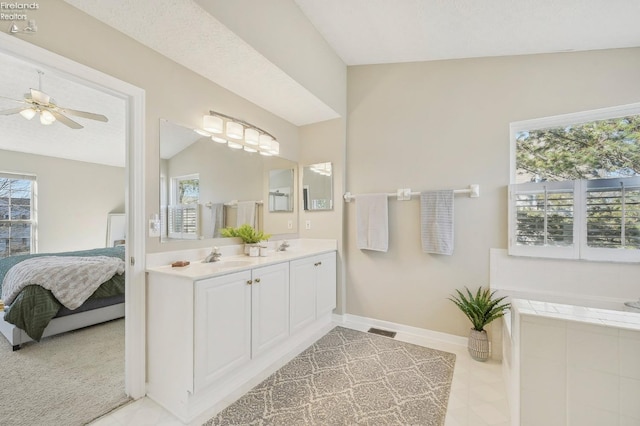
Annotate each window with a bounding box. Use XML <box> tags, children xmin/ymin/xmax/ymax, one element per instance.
<box><xmin>509</xmin><ymin>103</ymin><xmax>640</xmax><ymax>262</ymax></box>
<box><xmin>0</xmin><ymin>172</ymin><xmax>36</xmax><ymax>259</ymax></box>
<box><xmin>167</xmin><ymin>174</ymin><xmax>200</xmax><ymax>239</ymax></box>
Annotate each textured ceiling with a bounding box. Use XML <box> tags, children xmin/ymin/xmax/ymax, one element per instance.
<box><xmin>294</xmin><ymin>0</ymin><xmax>640</xmax><ymax>65</ymax></box>
<box><xmin>0</xmin><ymin>51</ymin><xmax>126</xmax><ymax>167</ymax></box>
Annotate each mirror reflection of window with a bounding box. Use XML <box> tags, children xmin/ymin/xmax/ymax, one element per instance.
<box><xmin>303</xmin><ymin>162</ymin><xmax>333</xmax><ymax>211</ymax></box>
<box><xmin>168</xmin><ymin>174</ymin><xmax>200</xmax><ymax>239</ymax></box>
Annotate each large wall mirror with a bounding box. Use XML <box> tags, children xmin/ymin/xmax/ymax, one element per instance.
<box><xmin>159</xmin><ymin>119</ymin><xmax>298</xmax><ymax>242</ymax></box>
<box><xmin>302</xmin><ymin>162</ymin><xmax>333</xmax><ymax>211</ymax></box>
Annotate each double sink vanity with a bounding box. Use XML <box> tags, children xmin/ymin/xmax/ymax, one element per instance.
<box><xmin>145</xmin><ymin>239</ymin><xmax>337</xmax><ymax>423</ymax></box>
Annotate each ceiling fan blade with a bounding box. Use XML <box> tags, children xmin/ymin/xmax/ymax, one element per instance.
<box><xmin>0</xmin><ymin>94</ymin><xmax>26</xmax><ymax>104</ymax></box>
<box><xmin>30</xmin><ymin>88</ymin><xmax>50</xmax><ymax>105</ymax></box>
<box><xmin>59</xmin><ymin>107</ymin><xmax>109</xmax><ymax>122</ymax></box>
<box><xmin>0</xmin><ymin>107</ymin><xmax>26</xmax><ymax>115</ymax></box>
<box><xmin>49</xmin><ymin>109</ymin><xmax>84</xmax><ymax>129</ymax></box>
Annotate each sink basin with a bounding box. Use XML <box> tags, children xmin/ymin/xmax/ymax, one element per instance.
<box><xmin>214</xmin><ymin>260</ymin><xmax>253</xmax><ymax>269</ymax></box>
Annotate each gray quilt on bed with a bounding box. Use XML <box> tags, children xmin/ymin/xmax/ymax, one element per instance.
<box><xmin>3</xmin><ymin>256</ymin><xmax>125</xmax><ymax>309</ymax></box>
<box><xmin>0</xmin><ymin>247</ymin><xmax>126</xmax><ymax>342</ymax></box>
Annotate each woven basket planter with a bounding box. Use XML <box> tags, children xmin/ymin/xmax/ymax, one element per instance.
<box><xmin>468</xmin><ymin>329</ymin><xmax>490</xmax><ymax>361</ymax></box>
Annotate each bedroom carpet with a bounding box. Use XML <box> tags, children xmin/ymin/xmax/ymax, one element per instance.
<box><xmin>0</xmin><ymin>318</ymin><xmax>129</xmax><ymax>426</ymax></box>
<box><xmin>204</xmin><ymin>326</ymin><xmax>456</xmax><ymax>426</ymax></box>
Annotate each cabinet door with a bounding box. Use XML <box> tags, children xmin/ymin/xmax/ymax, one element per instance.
<box><xmin>251</xmin><ymin>262</ymin><xmax>290</xmax><ymax>357</ymax></box>
<box><xmin>194</xmin><ymin>271</ymin><xmax>252</xmax><ymax>391</ymax></box>
<box><xmin>289</xmin><ymin>257</ymin><xmax>317</xmax><ymax>334</ymax></box>
<box><xmin>316</xmin><ymin>252</ymin><xmax>337</xmax><ymax>317</ymax></box>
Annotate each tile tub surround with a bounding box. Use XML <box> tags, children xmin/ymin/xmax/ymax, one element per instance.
<box><xmin>506</xmin><ymin>298</ymin><xmax>640</xmax><ymax>426</ymax></box>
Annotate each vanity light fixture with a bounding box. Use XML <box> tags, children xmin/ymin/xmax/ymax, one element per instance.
<box><xmin>203</xmin><ymin>110</ymin><xmax>280</xmax><ymax>157</ymax></box>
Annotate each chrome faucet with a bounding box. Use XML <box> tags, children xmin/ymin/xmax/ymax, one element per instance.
<box><xmin>277</xmin><ymin>240</ymin><xmax>290</xmax><ymax>252</ymax></box>
<box><xmin>204</xmin><ymin>247</ymin><xmax>222</xmax><ymax>263</ymax></box>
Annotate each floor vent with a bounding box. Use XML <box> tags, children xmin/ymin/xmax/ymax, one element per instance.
<box><xmin>367</xmin><ymin>327</ymin><xmax>396</xmax><ymax>338</ymax></box>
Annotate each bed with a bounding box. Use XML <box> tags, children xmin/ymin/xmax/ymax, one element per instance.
<box><xmin>0</xmin><ymin>247</ymin><xmax>125</xmax><ymax>351</ymax></box>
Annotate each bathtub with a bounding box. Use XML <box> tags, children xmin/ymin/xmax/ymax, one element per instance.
<box><xmin>502</xmin><ymin>295</ymin><xmax>640</xmax><ymax>426</ymax></box>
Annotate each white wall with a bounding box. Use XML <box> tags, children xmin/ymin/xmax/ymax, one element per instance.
<box><xmin>346</xmin><ymin>48</ymin><xmax>640</xmax><ymax>338</ymax></box>
<box><xmin>0</xmin><ymin>149</ymin><xmax>124</xmax><ymax>252</ymax></box>
<box><xmin>20</xmin><ymin>0</ymin><xmax>306</xmax><ymax>253</ymax></box>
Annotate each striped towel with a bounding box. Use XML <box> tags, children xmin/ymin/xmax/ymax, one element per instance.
<box><xmin>420</xmin><ymin>190</ymin><xmax>454</xmax><ymax>255</ymax></box>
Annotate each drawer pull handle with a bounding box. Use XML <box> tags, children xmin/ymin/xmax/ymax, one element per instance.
<box><xmin>247</xmin><ymin>280</ymin><xmax>253</xmax><ymax>285</ymax></box>
<box><xmin>314</xmin><ymin>262</ymin><xmax>322</xmax><ymax>266</ymax></box>
<box><xmin>255</xmin><ymin>278</ymin><xmax>261</xmax><ymax>283</ymax></box>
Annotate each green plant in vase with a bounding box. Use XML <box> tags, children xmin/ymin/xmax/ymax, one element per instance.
<box><xmin>448</xmin><ymin>286</ymin><xmax>510</xmax><ymax>361</ymax></box>
<box><xmin>221</xmin><ymin>224</ymin><xmax>271</xmax><ymax>255</ymax></box>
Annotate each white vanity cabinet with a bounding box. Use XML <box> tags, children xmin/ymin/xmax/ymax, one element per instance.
<box><xmin>146</xmin><ymin>248</ymin><xmax>335</xmax><ymax>423</ymax></box>
<box><xmin>193</xmin><ymin>270</ymin><xmax>252</xmax><ymax>392</ymax></box>
<box><xmin>193</xmin><ymin>262</ymin><xmax>289</xmax><ymax>392</ymax></box>
<box><xmin>290</xmin><ymin>252</ymin><xmax>336</xmax><ymax>334</ymax></box>
<box><xmin>249</xmin><ymin>262</ymin><xmax>290</xmax><ymax>357</ymax></box>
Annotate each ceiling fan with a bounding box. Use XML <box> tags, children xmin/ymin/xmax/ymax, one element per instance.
<box><xmin>0</xmin><ymin>70</ymin><xmax>109</xmax><ymax>129</ymax></box>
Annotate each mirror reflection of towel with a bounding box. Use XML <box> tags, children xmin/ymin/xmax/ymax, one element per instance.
<box><xmin>237</xmin><ymin>201</ymin><xmax>257</xmax><ymax>228</ymax></box>
<box><xmin>210</xmin><ymin>203</ymin><xmax>225</xmax><ymax>237</ymax></box>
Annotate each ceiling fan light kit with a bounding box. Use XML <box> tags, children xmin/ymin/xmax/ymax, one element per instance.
<box><xmin>196</xmin><ymin>110</ymin><xmax>280</xmax><ymax>156</ymax></box>
<box><xmin>0</xmin><ymin>70</ymin><xmax>109</xmax><ymax>129</ymax></box>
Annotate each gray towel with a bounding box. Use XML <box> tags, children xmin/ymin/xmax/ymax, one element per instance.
<box><xmin>210</xmin><ymin>203</ymin><xmax>225</xmax><ymax>237</ymax></box>
<box><xmin>356</xmin><ymin>193</ymin><xmax>389</xmax><ymax>252</ymax></box>
<box><xmin>420</xmin><ymin>190</ymin><xmax>454</xmax><ymax>255</ymax></box>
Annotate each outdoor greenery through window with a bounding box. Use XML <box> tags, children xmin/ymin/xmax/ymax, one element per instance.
<box><xmin>510</xmin><ymin>104</ymin><xmax>640</xmax><ymax>262</ymax></box>
<box><xmin>0</xmin><ymin>172</ymin><xmax>36</xmax><ymax>259</ymax></box>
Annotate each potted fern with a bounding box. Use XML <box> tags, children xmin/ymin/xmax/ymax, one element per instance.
<box><xmin>221</xmin><ymin>224</ymin><xmax>271</xmax><ymax>256</ymax></box>
<box><xmin>448</xmin><ymin>287</ymin><xmax>510</xmax><ymax>362</ymax></box>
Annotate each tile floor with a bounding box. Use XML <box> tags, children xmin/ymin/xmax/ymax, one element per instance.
<box><xmin>91</xmin><ymin>320</ymin><xmax>511</xmax><ymax>426</ymax></box>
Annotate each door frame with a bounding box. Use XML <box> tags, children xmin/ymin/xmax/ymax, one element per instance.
<box><xmin>0</xmin><ymin>33</ymin><xmax>147</xmax><ymax>398</ymax></box>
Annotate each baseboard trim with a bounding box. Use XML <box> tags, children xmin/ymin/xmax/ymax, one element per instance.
<box><xmin>332</xmin><ymin>313</ymin><xmax>468</xmax><ymax>347</ymax></box>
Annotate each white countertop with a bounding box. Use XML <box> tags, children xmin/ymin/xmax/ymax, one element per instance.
<box><xmin>512</xmin><ymin>298</ymin><xmax>640</xmax><ymax>332</ymax></box>
<box><xmin>146</xmin><ymin>239</ymin><xmax>336</xmax><ymax>281</ymax></box>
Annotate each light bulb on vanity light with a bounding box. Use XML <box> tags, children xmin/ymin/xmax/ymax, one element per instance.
<box><xmin>259</xmin><ymin>133</ymin><xmax>273</xmax><ymax>150</ymax></box>
<box><xmin>244</xmin><ymin>128</ymin><xmax>259</xmax><ymax>146</ymax></box>
<box><xmin>203</xmin><ymin>115</ymin><xmax>223</xmax><ymax>133</ymax></box>
<box><xmin>226</xmin><ymin>121</ymin><xmax>244</xmax><ymax>140</ymax></box>
<box><xmin>227</xmin><ymin>141</ymin><xmax>243</xmax><ymax>149</ymax></box>
<box><xmin>211</xmin><ymin>136</ymin><xmax>227</xmax><ymax>144</ymax></box>
<box><xmin>194</xmin><ymin>128</ymin><xmax>211</xmax><ymax>137</ymax></box>
<box><xmin>268</xmin><ymin>140</ymin><xmax>280</xmax><ymax>155</ymax></box>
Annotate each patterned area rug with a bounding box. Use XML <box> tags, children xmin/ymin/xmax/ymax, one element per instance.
<box><xmin>204</xmin><ymin>326</ymin><xmax>456</xmax><ymax>426</ymax></box>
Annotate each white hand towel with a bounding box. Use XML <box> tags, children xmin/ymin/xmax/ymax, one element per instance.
<box><xmin>236</xmin><ymin>201</ymin><xmax>257</xmax><ymax>228</ymax></box>
<box><xmin>356</xmin><ymin>193</ymin><xmax>389</xmax><ymax>252</ymax></box>
<box><xmin>420</xmin><ymin>190</ymin><xmax>454</xmax><ymax>255</ymax></box>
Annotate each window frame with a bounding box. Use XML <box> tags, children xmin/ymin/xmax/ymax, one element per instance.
<box><xmin>509</xmin><ymin>102</ymin><xmax>640</xmax><ymax>263</ymax></box>
<box><xmin>0</xmin><ymin>172</ymin><xmax>37</xmax><ymax>258</ymax></box>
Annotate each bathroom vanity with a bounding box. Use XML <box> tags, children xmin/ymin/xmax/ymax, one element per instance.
<box><xmin>145</xmin><ymin>241</ymin><xmax>337</xmax><ymax>423</ymax></box>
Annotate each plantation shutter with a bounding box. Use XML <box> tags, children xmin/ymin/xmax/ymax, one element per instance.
<box><xmin>508</xmin><ymin>181</ymin><xmax>578</xmax><ymax>259</ymax></box>
<box><xmin>583</xmin><ymin>177</ymin><xmax>640</xmax><ymax>256</ymax></box>
<box><xmin>167</xmin><ymin>204</ymin><xmax>199</xmax><ymax>239</ymax></box>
